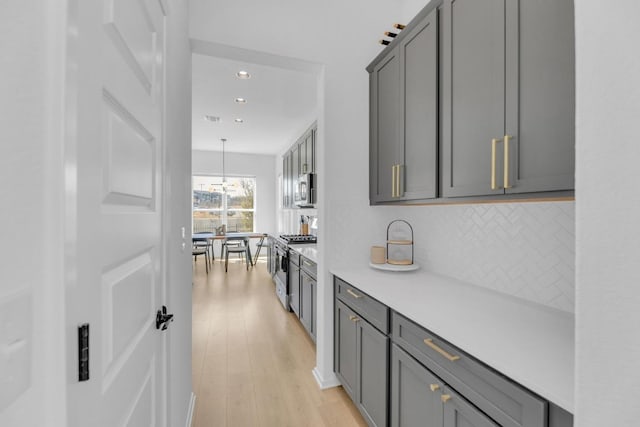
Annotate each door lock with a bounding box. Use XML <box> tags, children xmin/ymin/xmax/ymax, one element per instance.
<box><xmin>156</xmin><ymin>306</ymin><xmax>174</xmax><ymax>331</ymax></box>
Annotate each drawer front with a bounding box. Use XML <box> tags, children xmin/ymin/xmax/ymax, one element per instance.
<box><xmin>289</xmin><ymin>251</ymin><xmax>300</xmax><ymax>266</ymax></box>
<box><xmin>392</xmin><ymin>312</ymin><xmax>547</xmax><ymax>427</ymax></box>
<box><xmin>301</xmin><ymin>256</ymin><xmax>317</xmax><ymax>278</ymax></box>
<box><xmin>334</xmin><ymin>276</ymin><xmax>389</xmax><ymax>334</ymax></box>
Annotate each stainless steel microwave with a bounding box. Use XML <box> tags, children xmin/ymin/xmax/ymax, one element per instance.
<box><xmin>294</xmin><ymin>173</ymin><xmax>316</xmax><ymax>207</ymax></box>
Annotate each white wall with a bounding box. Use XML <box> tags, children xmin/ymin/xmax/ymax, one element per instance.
<box><xmin>0</xmin><ymin>1</ymin><xmax>66</xmax><ymax>425</ymax></box>
<box><xmin>192</xmin><ymin>149</ymin><xmax>276</xmax><ymax>239</ymax></box>
<box><xmin>164</xmin><ymin>2</ymin><xmax>194</xmax><ymax>426</ymax></box>
<box><xmin>574</xmin><ymin>1</ymin><xmax>640</xmax><ymax>425</ymax></box>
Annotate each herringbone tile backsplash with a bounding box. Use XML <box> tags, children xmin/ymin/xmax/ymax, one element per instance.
<box><xmin>331</xmin><ymin>201</ymin><xmax>575</xmax><ymax>313</ymax></box>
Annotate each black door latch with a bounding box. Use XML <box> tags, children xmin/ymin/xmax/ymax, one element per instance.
<box><xmin>156</xmin><ymin>306</ymin><xmax>174</xmax><ymax>331</ymax></box>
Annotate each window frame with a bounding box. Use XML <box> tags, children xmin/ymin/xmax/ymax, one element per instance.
<box><xmin>192</xmin><ymin>175</ymin><xmax>256</xmax><ymax>233</ymax></box>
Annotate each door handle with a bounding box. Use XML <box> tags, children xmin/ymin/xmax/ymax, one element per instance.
<box><xmin>156</xmin><ymin>306</ymin><xmax>174</xmax><ymax>331</ymax></box>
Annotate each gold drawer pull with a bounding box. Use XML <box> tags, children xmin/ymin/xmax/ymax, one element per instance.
<box><xmin>429</xmin><ymin>384</ymin><xmax>440</xmax><ymax>392</ymax></box>
<box><xmin>349</xmin><ymin>315</ymin><xmax>360</xmax><ymax>322</ymax></box>
<box><xmin>346</xmin><ymin>289</ymin><xmax>362</xmax><ymax>299</ymax></box>
<box><xmin>441</xmin><ymin>394</ymin><xmax>451</xmax><ymax>403</ymax></box>
<box><xmin>423</xmin><ymin>338</ymin><xmax>460</xmax><ymax>362</ymax></box>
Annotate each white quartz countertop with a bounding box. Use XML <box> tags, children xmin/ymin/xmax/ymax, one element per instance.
<box><xmin>288</xmin><ymin>244</ymin><xmax>318</xmax><ymax>263</ymax></box>
<box><xmin>331</xmin><ymin>265</ymin><xmax>574</xmax><ymax>413</ymax></box>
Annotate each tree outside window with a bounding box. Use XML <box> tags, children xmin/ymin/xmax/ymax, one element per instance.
<box><xmin>192</xmin><ymin>175</ymin><xmax>255</xmax><ymax>233</ymax></box>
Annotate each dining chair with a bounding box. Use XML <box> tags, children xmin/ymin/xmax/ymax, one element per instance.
<box><xmin>193</xmin><ymin>232</ymin><xmax>214</xmax><ymax>266</ymax></box>
<box><xmin>224</xmin><ymin>237</ymin><xmax>250</xmax><ymax>272</ymax></box>
<box><xmin>192</xmin><ymin>246</ymin><xmax>209</xmax><ymax>274</ymax></box>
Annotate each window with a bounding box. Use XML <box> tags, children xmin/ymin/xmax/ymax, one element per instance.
<box><xmin>192</xmin><ymin>175</ymin><xmax>256</xmax><ymax>233</ymax></box>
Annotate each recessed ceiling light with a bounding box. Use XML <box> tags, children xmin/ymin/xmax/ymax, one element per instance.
<box><xmin>236</xmin><ymin>70</ymin><xmax>251</xmax><ymax>79</ymax></box>
<box><xmin>234</xmin><ymin>118</ymin><xmax>244</xmax><ymax>123</ymax></box>
<box><xmin>204</xmin><ymin>115</ymin><xmax>220</xmax><ymax>122</ymax></box>
<box><xmin>235</xmin><ymin>97</ymin><xmax>247</xmax><ymax>104</ymax></box>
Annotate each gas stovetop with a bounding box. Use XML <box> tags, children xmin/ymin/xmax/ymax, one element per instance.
<box><xmin>279</xmin><ymin>234</ymin><xmax>317</xmax><ymax>244</ymax></box>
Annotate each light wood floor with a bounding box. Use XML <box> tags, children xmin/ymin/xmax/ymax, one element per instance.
<box><xmin>192</xmin><ymin>255</ymin><xmax>367</xmax><ymax>427</ymax></box>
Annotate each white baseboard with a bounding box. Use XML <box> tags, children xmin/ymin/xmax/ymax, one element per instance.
<box><xmin>185</xmin><ymin>392</ymin><xmax>196</xmax><ymax>427</ymax></box>
<box><xmin>312</xmin><ymin>367</ymin><xmax>342</xmax><ymax>389</ymax></box>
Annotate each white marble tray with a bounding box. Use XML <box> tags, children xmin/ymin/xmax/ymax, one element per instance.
<box><xmin>369</xmin><ymin>262</ymin><xmax>420</xmax><ymax>272</ymax></box>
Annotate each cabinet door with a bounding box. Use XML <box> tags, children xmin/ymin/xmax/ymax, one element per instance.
<box><xmin>283</xmin><ymin>153</ymin><xmax>292</xmax><ymax>207</ymax></box>
<box><xmin>370</xmin><ymin>48</ymin><xmax>400</xmax><ymax>203</ymax></box>
<box><xmin>441</xmin><ymin>0</ymin><xmax>506</xmax><ymax>197</ymax></box>
<box><xmin>292</xmin><ymin>145</ymin><xmax>300</xmax><ymax>199</ymax></box>
<box><xmin>443</xmin><ymin>387</ymin><xmax>499</xmax><ymax>427</ymax></box>
<box><xmin>391</xmin><ymin>344</ymin><xmax>443</xmax><ymax>427</ymax></box>
<box><xmin>310</xmin><ymin>127</ymin><xmax>316</xmax><ymax>173</ymax></box>
<box><xmin>300</xmin><ymin>271</ymin><xmax>315</xmax><ymax>340</ymax></box>
<box><xmin>301</xmin><ymin>132</ymin><xmax>313</xmax><ymax>174</ymax></box>
<box><xmin>335</xmin><ymin>300</ymin><xmax>358</xmax><ymax>399</ymax></box>
<box><xmin>311</xmin><ymin>275</ymin><xmax>317</xmax><ymax>340</ymax></box>
<box><xmin>398</xmin><ymin>7</ymin><xmax>438</xmax><ymax>201</ymax></box>
<box><xmin>289</xmin><ymin>262</ymin><xmax>300</xmax><ymax>316</ymax></box>
<box><xmin>357</xmin><ymin>318</ymin><xmax>389</xmax><ymax>427</ymax></box>
<box><xmin>504</xmin><ymin>0</ymin><xmax>575</xmax><ymax>194</ymax></box>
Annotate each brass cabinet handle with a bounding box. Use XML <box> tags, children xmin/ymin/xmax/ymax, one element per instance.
<box><xmin>441</xmin><ymin>394</ymin><xmax>451</xmax><ymax>403</ymax></box>
<box><xmin>397</xmin><ymin>164</ymin><xmax>403</xmax><ymax>197</ymax></box>
<box><xmin>503</xmin><ymin>135</ymin><xmax>512</xmax><ymax>189</ymax></box>
<box><xmin>491</xmin><ymin>138</ymin><xmax>500</xmax><ymax>190</ymax></box>
<box><xmin>429</xmin><ymin>384</ymin><xmax>440</xmax><ymax>392</ymax></box>
<box><xmin>423</xmin><ymin>338</ymin><xmax>460</xmax><ymax>362</ymax></box>
<box><xmin>346</xmin><ymin>289</ymin><xmax>362</xmax><ymax>299</ymax></box>
<box><xmin>349</xmin><ymin>315</ymin><xmax>360</xmax><ymax>322</ymax></box>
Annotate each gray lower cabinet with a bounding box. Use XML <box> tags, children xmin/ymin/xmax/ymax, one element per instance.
<box><xmin>392</xmin><ymin>344</ymin><xmax>498</xmax><ymax>427</ymax></box>
<box><xmin>369</xmin><ymin>6</ymin><xmax>438</xmax><ymax>204</ymax></box>
<box><xmin>335</xmin><ymin>276</ymin><xmax>573</xmax><ymax>427</ymax></box>
<box><xmin>391</xmin><ymin>343</ymin><xmax>443</xmax><ymax>427</ymax></box>
<box><xmin>443</xmin><ymin>386</ymin><xmax>500</xmax><ymax>427</ymax></box>
<box><xmin>441</xmin><ymin>0</ymin><xmax>575</xmax><ymax>197</ymax></box>
<box><xmin>335</xmin><ymin>299</ymin><xmax>389</xmax><ymax>427</ymax></box>
<box><xmin>300</xmin><ymin>269</ymin><xmax>316</xmax><ymax>341</ymax></box>
<box><xmin>288</xmin><ymin>256</ymin><xmax>300</xmax><ymax>316</ymax></box>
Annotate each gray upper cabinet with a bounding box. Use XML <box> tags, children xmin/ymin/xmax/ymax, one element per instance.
<box><xmin>369</xmin><ymin>7</ymin><xmax>438</xmax><ymax>204</ymax></box>
<box><xmin>370</xmin><ymin>48</ymin><xmax>400</xmax><ymax>203</ymax></box>
<box><xmin>504</xmin><ymin>0</ymin><xmax>575</xmax><ymax>194</ymax></box>
<box><xmin>283</xmin><ymin>152</ymin><xmax>292</xmax><ymax>207</ymax></box>
<box><xmin>300</xmin><ymin>131</ymin><xmax>314</xmax><ymax>174</ymax></box>
<box><xmin>399</xmin><ymin>7</ymin><xmax>439</xmax><ymax>201</ymax></box>
<box><xmin>442</xmin><ymin>0</ymin><xmax>575</xmax><ymax>197</ymax></box>
<box><xmin>282</xmin><ymin>122</ymin><xmax>317</xmax><ymax>207</ymax></box>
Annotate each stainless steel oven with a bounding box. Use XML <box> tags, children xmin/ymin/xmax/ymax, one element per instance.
<box><xmin>273</xmin><ymin>240</ymin><xmax>289</xmax><ymax>310</ymax></box>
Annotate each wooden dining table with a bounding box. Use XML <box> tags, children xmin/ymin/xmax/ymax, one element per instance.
<box><xmin>192</xmin><ymin>232</ymin><xmax>266</xmax><ymax>264</ymax></box>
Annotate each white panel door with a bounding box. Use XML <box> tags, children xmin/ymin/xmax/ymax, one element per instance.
<box><xmin>66</xmin><ymin>1</ymin><xmax>168</xmax><ymax>426</ymax></box>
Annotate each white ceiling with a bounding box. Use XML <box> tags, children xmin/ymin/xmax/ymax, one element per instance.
<box><xmin>191</xmin><ymin>52</ymin><xmax>318</xmax><ymax>155</ymax></box>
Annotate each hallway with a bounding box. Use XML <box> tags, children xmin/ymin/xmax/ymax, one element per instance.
<box><xmin>191</xmin><ymin>257</ymin><xmax>367</xmax><ymax>426</ymax></box>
